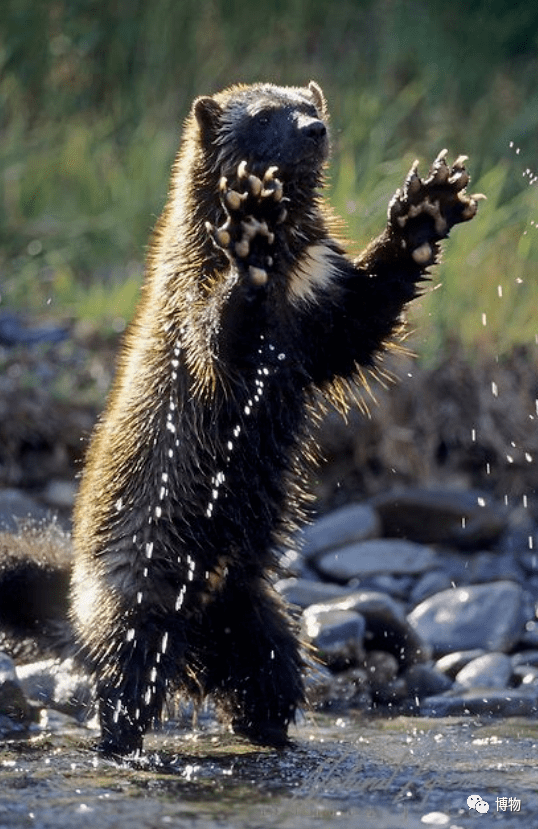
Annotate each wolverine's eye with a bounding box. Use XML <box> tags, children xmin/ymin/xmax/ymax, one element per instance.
<box><xmin>256</xmin><ymin>111</ymin><xmax>271</xmax><ymax>126</ymax></box>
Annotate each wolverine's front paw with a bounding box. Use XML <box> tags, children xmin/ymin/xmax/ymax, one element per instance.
<box><xmin>206</xmin><ymin>161</ymin><xmax>287</xmax><ymax>286</ymax></box>
<box><xmin>388</xmin><ymin>150</ymin><xmax>484</xmax><ymax>265</ymax></box>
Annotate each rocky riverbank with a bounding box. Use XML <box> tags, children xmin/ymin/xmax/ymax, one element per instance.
<box><xmin>2</xmin><ymin>482</ymin><xmax>538</xmax><ymax>740</ymax></box>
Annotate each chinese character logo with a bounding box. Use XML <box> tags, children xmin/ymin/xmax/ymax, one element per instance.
<box><xmin>467</xmin><ymin>794</ymin><xmax>490</xmax><ymax>814</ymax></box>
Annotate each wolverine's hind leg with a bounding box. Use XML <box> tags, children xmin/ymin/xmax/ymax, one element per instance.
<box><xmin>94</xmin><ymin>613</ymin><xmax>185</xmax><ymax>756</ymax></box>
<box><xmin>201</xmin><ymin>582</ymin><xmax>304</xmax><ymax>746</ymax></box>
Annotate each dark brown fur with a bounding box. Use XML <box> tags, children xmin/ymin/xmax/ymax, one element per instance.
<box><xmin>66</xmin><ymin>81</ymin><xmax>479</xmax><ymax>755</ymax></box>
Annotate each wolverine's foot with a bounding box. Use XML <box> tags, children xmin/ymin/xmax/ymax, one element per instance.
<box><xmin>388</xmin><ymin>150</ymin><xmax>484</xmax><ymax>266</ymax></box>
<box><xmin>231</xmin><ymin>718</ymin><xmax>292</xmax><ymax>748</ymax></box>
<box><xmin>206</xmin><ymin>161</ymin><xmax>287</xmax><ymax>285</ymax></box>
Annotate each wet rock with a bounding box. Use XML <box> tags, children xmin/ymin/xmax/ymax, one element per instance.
<box><xmin>435</xmin><ymin>649</ymin><xmax>487</xmax><ymax>678</ymax></box>
<box><xmin>41</xmin><ymin>479</ymin><xmax>77</xmax><ymax>511</ymax></box>
<box><xmin>358</xmin><ymin>574</ymin><xmax>414</xmax><ymax>600</ymax></box>
<box><xmin>408</xmin><ymin>581</ymin><xmax>527</xmax><ymax>656</ymax></box>
<box><xmin>17</xmin><ymin>657</ymin><xmax>92</xmax><ymax>719</ymax></box>
<box><xmin>517</xmin><ymin>619</ymin><xmax>538</xmax><ymax>648</ymax></box>
<box><xmin>302</xmin><ymin>608</ymin><xmax>365</xmax><ymax>670</ymax></box>
<box><xmin>404</xmin><ymin>663</ymin><xmax>453</xmax><ymax>699</ymax></box>
<box><xmin>313</xmin><ymin>668</ymin><xmax>371</xmax><ymax>710</ymax></box>
<box><xmin>420</xmin><ymin>689</ymin><xmax>538</xmax><ymax>718</ymax></box>
<box><xmin>467</xmin><ymin>552</ymin><xmax>524</xmax><ymax>584</ymax></box>
<box><xmin>315</xmin><ymin>539</ymin><xmax>435</xmax><ymax>582</ymax></box>
<box><xmin>299</xmin><ymin>503</ymin><xmax>380</xmax><ymax>559</ymax></box>
<box><xmin>512</xmin><ymin>664</ymin><xmax>538</xmax><ymax>689</ymax></box>
<box><xmin>304</xmin><ymin>591</ymin><xmax>430</xmax><ymax>666</ymax></box>
<box><xmin>363</xmin><ymin>650</ymin><xmax>398</xmax><ymax>693</ymax></box>
<box><xmin>369</xmin><ymin>487</ymin><xmax>507</xmax><ymax>549</ymax></box>
<box><xmin>0</xmin><ymin>651</ymin><xmax>35</xmax><ymax>726</ymax></box>
<box><xmin>511</xmin><ymin>650</ymin><xmax>538</xmax><ymax>668</ymax></box>
<box><xmin>454</xmin><ymin>652</ymin><xmax>513</xmax><ymax>690</ymax></box>
<box><xmin>0</xmin><ymin>489</ymin><xmax>49</xmax><ymax>531</ymax></box>
<box><xmin>410</xmin><ymin>570</ymin><xmax>453</xmax><ymax>605</ymax></box>
<box><xmin>275</xmin><ymin>577</ymin><xmax>350</xmax><ymax>608</ymax></box>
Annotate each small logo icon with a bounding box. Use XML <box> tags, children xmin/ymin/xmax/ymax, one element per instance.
<box><xmin>467</xmin><ymin>794</ymin><xmax>490</xmax><ymax>814</ymax></box>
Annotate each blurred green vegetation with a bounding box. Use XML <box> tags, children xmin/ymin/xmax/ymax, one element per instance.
<box><xmin>1</xmin><ymin>0</ymin><xmax>538</xmax><ymax>355</ymax></box>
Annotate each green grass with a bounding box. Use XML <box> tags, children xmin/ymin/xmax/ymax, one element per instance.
<box><xmin>2</xmin><ymin>0</ymin><xmax>538</xmax><ymax>355</ymax></box>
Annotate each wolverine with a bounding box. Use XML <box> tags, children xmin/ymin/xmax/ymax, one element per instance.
<box><xmin>69</xmin><ymin>80</ymin><xmax>480</xmax><ymax>755</ymax></box>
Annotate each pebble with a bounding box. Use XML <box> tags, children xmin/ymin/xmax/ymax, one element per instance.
<box><xmin>315</xmin><ymin>539</ymin><xmax>436</xmax><ymax>582</ymax></box>
<box><xmin>0</xmin><ymin>489</ymin><xmax>49</xmax><ymax>531</ymax></box>
<box><xmin>4</xmin><ymin>485</ymin><xmax>538</xmax><ymax>725</ymax></box>
<box><xmin>404</xmin><ymin>663</ymin><xmax>454</xmax><ymax>699</ymax></box>
<box><xmin>435</xmin><ymin>649</ymin><xmax>487</xmax><ymax>678</ymax></box>
<box><xmin>420</xmin><ymin>690</ymin><xmax>538</xmax><ymax>718</ymax></box>
<box><xmin>454</xmin><ymin>652</ymin><xmax>513</xmax><ymax>690</ymax></box>
<box><xmin>302</xmin><ymin>608</ymin><xmax>365</xmax><ymax>670</ymax></box>
<box><xmin>0</xmin><ymin>651</ymin><xmax>36</xmax><ymax>728</ymax></box>
<box><xmin>369</xmin><ymin>487</ymin><xmax>507</xmax><ymax>549</ymax></box>
<box><xmin>303</xmin><ymin>590</ymin><xmax>430</xmax><ymax>666</ymax></box>
<box><xmin>16</xmin><ymin>657</ymin><xmax>92</xmax><ymax>720</ymax></box>
<box><xmin>274</xmin><ymin>577</ymin><xmax>350</xmax><ymax>608</ymax></box>
<box><xmin>407</xmin><ymin>581</ymin><xmax>527</xmax><ymax>655</ymax></box>
<box><xmin>299</xmin><ymin>503</ymin><xmax>380</xmax><ymax>559</ymax></box>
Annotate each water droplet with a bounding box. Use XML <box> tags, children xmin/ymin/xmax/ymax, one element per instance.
<box><xmin>244</xmin><ymin>405</ymin><xmax>251</xmax><ymax>415</ymax></box>
<box><xmin>146</xmin><ymin>541</ymin><xmax>154</xmax><ymax>559</ymax></box>
<box><xmin>137</xmin><ymin>591</ymin><xmax>143</xmax><ymax>604</ymax></box>
<box><xmin>168</xmin><ymin>448</ymin><xmax>174</xmax><ymax>459</ymax></box>
<box><xmin>115</xmin><ymin>498</ymin><xmax>123</xmax><ymax>511</ymax></box>
<box><xmin>155</xmin><ymin>505</ymin><xmax>162</xmax><ymax>518</ymax></box>
<box><xmin>161</xmin><ymin>632</ymin><xmax>169</xmax><ymax>653</ymax></box>
<box><xmin>162</xmin><ymin>472</ymin><xmax>169</xmax><ymax>483</ymax></box>
<box><xmin>126</xmin><ymin>628</ymin><xmax>135</xmax><ymax>642</ymax></box>
<box><xmin>278</xmin><ymin>353</ymin><xmax>286</xmax><ymax>361</ymax></box>
<box><xmin>491</xmin><ymin>382</ymin><xmax>498</xmax><ymax>397</ymax></box>
<box><xmin>227</xmin><ymin>440</ymin><xmax>234</xmax><ymax>451</ymax></box>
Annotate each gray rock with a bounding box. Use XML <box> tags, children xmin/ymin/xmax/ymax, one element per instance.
<box><xmin>512</xmin><ymin>664</ymin><xmax>538</xmax><ymax>689</ymax></box>
<box><xmin>41</xmin><ymin>479</ymin><xmax>77</xmax><ymax>510</ymax></box>
<box><xmin>0</xmin><ymin>489</ymin><xmax>49</xmax><ymax>531</ymax></box>
<box><xmin>511</xmin><ymin>650</ymin><xmax>538</xmax><ymax>668</ymax></box>
<box><xmin>0</xmin><ymin>651</ymin><xmax>34</xmax><ymax>724</ymax></box>
<box><xmin>404</xmin><ymin>663</ymin><xmax>453</xmax><ymax>699</ymax></box>
<box><xmin>275</xmin><ymin>577</ymin><xmax>350</xmax><ymax>608</ymax></box>
<box><xmin>302</xmin><ymin>608</ymin><xmax>365</xmax><ymax>670</ymax></box>
<box><xmin>358</xmin><ymin>574</ymin><xmax>414</xmax><ymax>600</ymax></box>
<box><xmin>16</xmin><ymin>657</ymin><xmax>92</xmax><ymax>719</ymax></box>
<box><xmin>408</xmin><ymin>581</ymin><xmax>527</xmax><ymax>655</ymax></box>
<box><xmin>316</xmin><ymin>539</ymin><xmax>436</xmax><ymax>582</ymax></box>
<box><xmin>369</xmin><ymin>487</ymin><xmax>507</xmax><ymax>549</ymax></box>
<box><xmin>468</xmin><ymin>552</ymin><xmax>524</xmax><ymax>585</ymax></box>
<box><xmin>454</xmin><ymin>652</ymin><xmax>513</xmax><ymax>690</ymax></box>
<box><xmin>312</xmin><ymin>668</ymin><xmax>371</xmax><ymax>710</ymax></box>
<box><xmin>410</xmin><ymin>570</ymin><xmax>453</xmax><ymax>605</ymax></box>
<box><xmin>304</xmin><ymin>591</ymin><xmax>430</xmax><ymax>666</ymax></box>
<box><xmin>435</xmin><ymin>649</ymin><xmax>487</xmax><ymax>678</ymax></box>
<box><xmin>299</xmin><ymin>503</ymin><xmax>380</xmax><ymax>559</ymax></box>
<box><xmin>420</xmin><ymin>689</ymin><xmax>538</xmax><ymax>718</ymax></box>
<box><xmin>363</xmin><ymin>650</ymin><xmax>399</xmax><ymax>693</ymax></box>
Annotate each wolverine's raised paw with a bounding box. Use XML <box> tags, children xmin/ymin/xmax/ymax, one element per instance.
<box><xmin>388</xmin><ymin>150</ymin><xmax>484</xmax><ymax>265</ymax></box>
<box><xmin>206</xmin><ymin>161</ymin><xmax>287</xmax><ymax>285</ymax></box>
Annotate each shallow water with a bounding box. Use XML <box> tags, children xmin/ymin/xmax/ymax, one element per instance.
<box><xmin>1</xmin><ymin>713</ymin><xmax>538</xmax><ymax>828</ymax></box>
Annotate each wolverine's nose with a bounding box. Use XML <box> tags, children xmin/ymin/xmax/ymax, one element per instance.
<box><xmin>298</xmin><ymin>115</ymin><xmax>327</xmax><ymax>140</ymax></box>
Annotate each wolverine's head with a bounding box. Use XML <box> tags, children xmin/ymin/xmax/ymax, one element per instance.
<box><xmin>192</xmin><ymin>81</ymin><xmax>330</xmax><ymax>183</ymax></box>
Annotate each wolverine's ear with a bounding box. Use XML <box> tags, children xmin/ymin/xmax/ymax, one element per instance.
<box><xmin>193</xmin><ymin>96</ymin><xmax>222</xmax><ymax>142</ymax></box>
<box><xmin>308</xmin><ymin>81</ymin><xmax>327</xmax><ymax>117</ymax></box>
